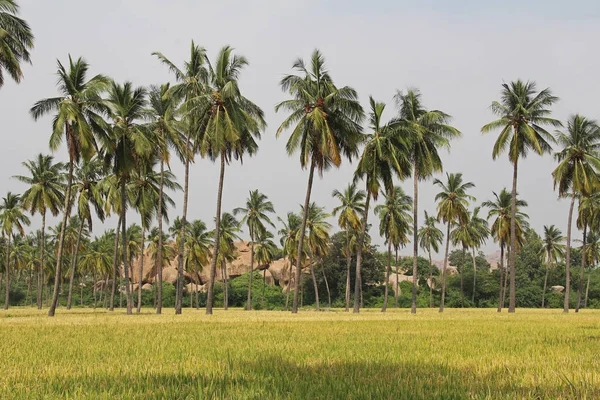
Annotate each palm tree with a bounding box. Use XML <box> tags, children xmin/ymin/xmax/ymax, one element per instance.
<box><xmin>540</xmin><ymin>225</ymin><xmax>565</xmax><ymax>308</ymax></box>
<box><xmin>275</xmin><ymin>50</ymin><xmax>364</xmax><ymax>313</ymax></box>
<box><xmin>394</xmin><ymin>89</ymin><xmax>461</xmax><ymax>314</ymax></box>
<box><xmin>575</xmin><ymin>193</ymin><xmax>600</xmax><ymax>312</ymax></box>
<box><xmin>197</xmin><ymin>46</ymin><xmax>266</xmax><ymax>316</ymax></box>
<box><xmin>79</xmin><ymin>234</ymin><xmax>112</xmax><ymax>307</ymax></box>
<box><xmin>184</xmin><ymin>219</ymin><xmax>213</xmax><ymax>309</ymax></box>
<box><xmin>467</xmin><ymin>207</ymin><xmax>490</xmax><ymax>303</ymax></box>
<box><xmin>0</xmin><ymin>0</ymin><xmax>34</xmax><ymax>88</ymax></box>
<box><xmin>0</xmin><ymin>192</ymin><xmax>30</xmax><ymax>309</ymax></box>
<box><xmin>103</xmin><ymin>81</ymin><xmax>152</xmax><ymax>315</ymax></box>
<box><xmin>482</xmin><ymin>189</ymin><xmax>529</xmax><ymax>312</ymax></box>
<box><xmin>374</xmin><ymin>186</ymin><xmax>412</xmax><ymax>312</ymax></box>
<box><xmin>332</xmin><ymin>183</ymin><xmax>366</xmax><ymax>311</ymax></box>
<box><xmin>552</xmin><ymin>115</ymin><xmax>600</xmax><ymax>312</ymax></box>
<box><xmin>145</xmin><ymin>83</ymin><xmax>183</xmax><ymax>314</ymax></box>
<box><xmin>433</xmin><ymin>173</ymin><xmax>474</xmax><ymax>312</ymax></box>
<box><xmin>582</xmin><ymin>231</ymin><xmax>600</xmax><ymax>308</ymax></box>
<box><xmin>352</xmin><ymin>97</ymin><xmax>411</xmax><ymax>313</ymax></box>
<box><xmin>253</xmin><ymin>229</ymin><xmax>277</xmax><ymax>306</ymax></box>
<box><xmin>100</xmin><ymin>173</ymin><xmax>123</xmax><ymax>311</ymax></box>
<box><xmin>214</xmin><ymin>212</ymin><xmax>241</xmax><ymax>310</ymax></box>
<box><xmin>450</xmin><ymin>212</ymin><xmax>471</xmax><ymax>308</ymax></box>
<box><xmin>13</xmin><ymin>154</ymin><xmax>64</xmax><ymax>309</ymax></box>
<box><xmin>278</xmin><ymin>212</ymin><xmax>304</xmax><ymax>310</ymax></box>
<box><xmin>233</xmin><ymin>190</ymin><xmax>275</xmax><ymax>310</ymax></box>
<box><xmin>482</xmin><ymin>80</ymin><xmax>560</xmax><ymax>313</ymax></box>
<box><xmin>418</xmin><ymin>211</ymin><xmax>443</xmax><ymax>308</ymax></box>
<box><xmin>30</xmin><ymin>56</ymin><xmax>108</xmax><ymax>317</ymax></box>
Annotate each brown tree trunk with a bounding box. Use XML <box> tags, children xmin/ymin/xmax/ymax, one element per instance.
<box><xmin>439</xmin><ymin>222</ymin><xmax>451</xmax><ymax>313</ymax></box>
<box><xmin>508</xmin><ymin>158</ymin><xmax>518</xmax><ymax>313</ymax></box>
<box><xmin>48</xmin><ymin>155</ymin><xmax>74</xmax><ymax>317</ymax></box>
<box><xmin>292</xmin><ymin>159</ymin><xmax>315</xmax><ymax>314</ymax></box>
<box><xmin>137</xmin><ymin>226</ymin><xmax>145</xmax><ymax>313</ymax></box>
<box><xmin>564</xmin><ymin>193</ymin><xmax>576</xmax><ymax>313</ymax></box>
<box><xmin>67</xmin><ymin>221</ymin><xmax>85</xmax><ymax>310</ymax></box>
<box><xmin>460</xmin><ymin>247</ymin><xmax>466</xmax><ymax>308</ymax></box>
<box><xmin>310</xmin><ymin>261</ymin><xmax>320</xmax><ymax>311</ymax></box>
<box><xmin>428</xmin><ymin>248</ymin><xmax>434</xmax><ymax>308</ymax></box>
<box><xmin>206</xmin><ymin>152</ymin><xmax>226</xmax><ymax>315</ymax></box>
<box><xmin>246</xmin><ymin>239</ymin><xmax>255</xmax><ymax>310</ymax></box>
<box><xmin>322</xmin><ymin>268</ymin><xmax>331</xmax><ymax>310</ymax></box>
<box><xmin>502</xmin><ymin>246</ymin><xmax>509</xmax><ymax>309</ymax></box>
<box><xmin>353</xmin><ymin>189</ymin><xmax>371</xmax><ymax>314</ymax></box>
<box><xmin>37</xmin><ymin>212</ymin><xmax>46</xmax><ymax>309</ymax></box>
<box><xmin>222</xmin><ymin>260</ymin><xmax>228</xmax><ymax>310</ymax></box>
<box><xmin>157</xmin><ymin>159</ymin><xmax>165</xmax><ymax>314</ymax></box>
<box><xmin>344</xmin><ymin>231</ymin><xmax>352</xmax><ymax>312</ymax></box>
<box><xmin>382</xmin><ymin>240</ymin><xmax>392</xmax><ymax>312</ymax></box>
<box><xmin>92</xmin><ymin>271</ymin><xmax>97</xmax><ymax>309</ymax></box>
<box><xmin>120</xmin><ymin>176</ymin><xmax>133</xmax><ymax>315</ymax></box>
<box><xmin>411</xmin><ymin>169</ymin><xmax>419</xmax><ymax>314</ymax></box>
<box><xmin>471</xmin><ymin>248</ymin><xmax>477</xmax><ymax>304</ymax></box>
<box><xmin>109</xmin><ymin>217</ymin><xmax>121</xmax><ymax>311</ymax></box>
<box><xmin>4</xmin><ymin>235</ymin><xmax>11</xmax><ymax>309</ymax></box>
<box><xmin>576</xmin><ymin>223</ymin><xmax>587</xmax><ymax>312</ymax></box>
<box><xmin>176</xmin><ymin>135</ymin><xmax>190</xmax><ymax>315</ymax></box>
<box><xmin>395</xmin><ymin>247</ymin><xmax>399</xmax><ymax>308</ymax></box>
<box><xmin>584</xmin><ymin>274</ymin><xmax>591</xmax><ymax>308</ymax></box>
<box><xmin>542</xmin><ymin>250</ymin><xmax>549</xmax><ymax>308</ymax></box>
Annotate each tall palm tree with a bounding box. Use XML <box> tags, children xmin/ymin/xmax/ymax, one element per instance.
<box><xmin>552</xmin><ymin>115</ymin><xmax>600</xmax><ymax>312</ymax></box>
<box><xmin>576</xmin><ymin>193</ymin><xmax>600</xmax><ymax>312</ymax></box>
<box><xmin>275</xmin><ymin>50</ymin><xmax>364</xmax><ymax>313</ymax></box>
<box><xmin>253</xmin><ymin>229</ymin><xmax>277</xmax><ymax>306</ymax></box>
<box><xmin>582</xmin><ymin>231</ymin><xmax>600</xmax><ymax>308</ymax></box>
<box><xmin>433</xmin><ymin>173</ymin><xmax>474</xmax><ymax>312</ymax></box>
<box><xmin>199</xmin><ymin>46</ymin><xmax>266</xmax><ymax>316</ymax></box>
<box><xmin>375</xmin><ymin>186</ymin><xmax>412</xmax><ymax>312</ymax></box>
<box><xmin>145</xmin><ymin>83</ymin><xmax>183</xmax><ymax>314</ymax></box>
<box><xmin>99</xmin><ymin>173</ymin><xmax>123</xmax><ymax>311</ymax></box>
<box><xmin>278</xmin><ymin>212</ymin><xmax>304</xmax><ymax>310</ymax></box>
<box><xmin>467</xmin><ymin>207</ymin><xmax>490</xmax><ymax>303</ymax></box>
<box><xmin>394</xmin><ymin>89</ymin><xmax>460</xmax><ymax>314</ymax></box>
<box><xmin>233</xmin><ymin>190</ymin><xmax>275</xmax><ymax>310</ymax></box>
<box><xmin>0</xmin><ymin>0</ymin><xmax>34</xmax><ymax>88</ymax></box>
<box><xmin>184</xmin><ymin>219</ymin><xmax>213</xmax><ymax>309</ymax></box>
<box><xmin>352</xmin><ymin>97</ymin><xmax>411</xmax><ymax>313</ymax></box>
<box><xmin>418</xmin><ymin>211</ymin><xmax>443</xmax><ymax>308</ymax></box>
<box><xmin>213</xmin><ymin>212</ymin><xmax>241</xmax><ymax>310</ymax></box>
<box><xmin>0</xmin><ymin>192</ymin><xmax>30</xmax><ymax>309</ymax></box>
<box><xmin>450</xmin><ymin>212</ymin><xmax>471</xmax><ymax>308</ymax></box>
<box><xmin>301</xmin><ymin>202</ymin><xmax>331</xmax><ymax>311</ymax></box>
<box><xmin>539</xmin><ymin>225</ymin><xmax>565</xmax><ymax>308</ymax></box>
<box><xmin>482</xmin><ymin>189</ymin><xmax>529</xmax><ymax>312</ymax></box>
<box><xmin>331</xmin><ymin>182</ymin><xmax>366</xmax><ymax>312</ymax></box>
<box><xmin>13</xmin><ymin>153</ymin><xmax>64</xmax><ymax>309</ymax></box>
<box><xmin>30</xmin><ymin>56</ymin><xmax>108</xmax><ymax>317</ymax></box>
<box><xmin>103</xmin><ymin>81</ymin><xmax>152</xmax><ymax>315</ymax></box>
<box><xmin>482</xmin><ymin>80</ymin><xmax>560</xmax><ymax>313</ymax></box>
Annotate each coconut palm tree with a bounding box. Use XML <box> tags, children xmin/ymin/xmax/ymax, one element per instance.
<box><xmin>0</xmin><ymin>0</ymin><xmax>34</xmax><ymax>88</ymax></box>
<box><xmin>575</xmin><ymin>193</ymin><xmax>600</xmax><ymax>312</ymax></box>
<box><xmin>13</xmin><ymin>154</ymin><xmax>64</xmax><ymax>309</ymax></box>
<box><xmin>352</xmin><ymin>97</ymin><xmax>411</xmax><ymax>313</ymax></box>
<box><xmin>147</xmin><ymin>227</ymin><xmax>174</xmax><ymax>279</ymax></box>
<box><xmin>0</xmin><ymin>192</ymin><xmax>30</xmax><ymax>309</ymax></box>
<box><xmin>482</xmin><ymin>80</ymin><xmax>560</xmax><ymax>313</ymax></box>
<box><xmin>393</xmin><ymin>89</ymin><xmax>461</xmax><ymax>314</ymax></box>
<box><xmin>433</xmin><ymin>173</ymin><xmax>474</xmax><ymax>312</ymax></box>
<box><xmin>30</xmin><ymin>56</ymin><xmax>109</xmax><ymax>317</ymax></box>
<box><xmin>213</xmin><ymin>212</ymin><xmax>241</xmax><ymax>310</ymax></box>
<box><xmin>278</xmin><ymin>212</ymin><xmax>304</xmax><ymax>310</ymax></box>
<box><xmin>184</xmin><ymin>219</ymin><xmax>213</xmax><ymax>309</ymax></box>
<box><xmin>450</xmin><ymin>213</ymin><xmax>472</xmax><ymax>308</ymax></box>
<box><xmin>417</xmin><ymin>211</ymin><xmax>443</xmax><ymax>308</ymax></box>
<box><xmin>145</xmin><ymin>83</ymin><xmax>183</xmax><ymax>314</ymax></box>
<box><xmin>467</xmin><ymin>207</ymin><xmax>490</xmax><ymax>304</ymax></box>
<box><xmin>539</xmin><ymin>225</ymin><xmax>565</xmax><ymax>308</ymax></box>
<box><xmin>233</xmin><ymin>190</ymin><xmax>275</xmax><ymax>310</ymax></box>
<box><xmin>332</xmin><ymin>183</ymin><xmax>366</xmax><ymax>311</ymax></box>
<box><xmin>582</xmin><ymin>231</ymin><xmax>600</xmax><ymax>308</ymax></box>
<box><xmin>552</xmin><ymin>115</ymin><xmax>600</xmax><ymax>312</ymax></box>
<box><xmin>79</xmin><ymin>234</ymin><xmax>112</xmax><ymax>307</ymax></box>
<box><xmin>253</xmin><ymin>229</ymin><xmax>277</xmax><ymax>306</ymax></box>
<box><xmin>275</xmin><ymin>50</ymin><xmax>364</xmax><ymax>313</ymax></box>
<box><xmin>103</xmin><ymin>81</ymin><xmax>152</xmax><ymax>315</ymax></box>
<box><xmin>375</xmin><ymin>186</ymin><xmax>412</xmax><ymax>312</ymax></box>
<box><xmin>195</xmin><ymin>46</ymin><xmax>266</xmax><ymax>316</ymax></box>
<box><xmin>482</xmin><ymin>189</ymin><xmax>529</xmax><ymax>311</ymax></box>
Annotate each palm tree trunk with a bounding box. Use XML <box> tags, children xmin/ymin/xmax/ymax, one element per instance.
<box><xmin>564</xmin><ymin>193</ymin><xmax>576</xmax><ymax>313</ymax></box>
<box><xmin>4</xmin><ymin>235</ymin><xmax>11</xmax><ymax>309</ymax></box>
<box><xmin>37</xmin><ymin>212</ymin><xmax>46</xmax><ymax>310</ymax></box>
<box><xmin>80</xmin><ymin>277</ymin><xmax>83</xmax><ymax>307</ymax></box>
<box><xmin>92</xmin><ymin>270</ymin><xmax>97</xmax><ymax>309</ymax></box>
<box><xmin>439</xmin><ymin>222</ymin><xmax>451</xmax><ymax>313</ymax></box>
<box><xmin>542</xmin><ymin>252</ymin><xmax>549</xmax><ymax>308</ymax></box>
<box><xmin>502</xmin><ymin>246</ymin><xmax>509</xmax><ymax>309</ymax></box>
<box><xmin>471</xmin><ymin>248</ymin><xmax>477</xmax><ymax>304</ymax></box>
<box><xmin>344</xmin><ymin>232</ymin><xmax>352</xmax><ymax>312</ymax></box>
<box><xmin>155</xmin><ymin>159</ymin><xmax>166</xmax><ymax>314</ymax></box>
<box><xmin>246</xmin><ymin>239</ymin><xmax>254</xmax><ymax>310</ymax></box>
<box><xmin>428</xmin><ymin>248</ymin><xmax>434</xmax><ymax>308</ymax></box>
<box><xmin>411</xmin><ymin>168</ymin><xmax>419</xmax><ymax>314</ymax></box>
<box><xmin>285</xmin><ymin>262</ymin><xmax>291</xmax><ymax>311</ymax></box>
<box><xmin>48</xmin><ymin>157</ymin><xmax>74</xmax><ymax>317</ymax></box>
<box><xmin>206</xmin><ymin>152</ymin><xmax>226</xmax><ymax>315</ymax></box>
<box><xmin>137</xmin><ymin>226</ymin><xmax>145</xmax><ymax>313</ymax></box>
<box><xmin>460</xmin><ymin>247</ymin><xmax>466</xmax><ymax>308</ymax></box>
<box><xmin>322</xmin><ymin>268</ymin><xmax>331</xmax><ymax>310</ymax></box>
<box><xmin>310</xmin><ymin>262</ymin><xmax>319</xmax><ymax>311</ymax></box>
<box><xmin>353</xmin><ymin>189</ymin><xmax>371</xmax><ymax>314</ymax></box>
<box><xmin>292</xmin><ymin>159</ymin><xmax>316</xmax><ymax>314</ymax></box>
<box><xmin>176</xmin><ymin>137</ymin><xmax>191</xmax><ymax>315</ymax></box>
<box><xmin>196</xmin><ymin>282</ymin><xmax>199</xmax><ymax>310</ymax></box>
<box><xmin>109</xmin><ymin>217</ymin><xmax>121</xmax><ymax>311</ymax></box>
<box><xmin>382</xmin><ymin>240</ymin><xmax>392</xmax><ymax>312</ymax></box>
<box><xmin>576</xmin><ymin>224</ymin><xmax>587</xmax><ymax>312</ymax></box>
<box><xmin>67</xmin><ymin>221</ymin><xmax>85</xmax><ymax>310</ymax></box>
<box><xmin>262</xmin><ymin>268</ymin><xmax>266</xmax><ymax>306</ymax></box>
<box><xmin>222</xmin><ymin>261</ymin><xmax>228</xmax><ymax>310</ymax></box>
<box><xmin>508</xmin><ymin>158</ymin><xmax>519</xmax><ymax>313</ymax></box>
<box><xmin>120</xmin><ymin>177</ymin><xmax>133</xmax><ymax>315</ymax></box>
<box><xmin>26</xmin><ymin>269</ymin><xmax>32</xmax><ymax>305</ymax></box>
<box><xmin>584</xmin><ymin>273</ymin><xmax>591</xmax><ymax>308</ymax></box>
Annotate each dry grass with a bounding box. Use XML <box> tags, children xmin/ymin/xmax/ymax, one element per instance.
<box><xmin>1</xmin><ymin>307</ymin><xmax>599</xmax><ymax>399</ymax></box>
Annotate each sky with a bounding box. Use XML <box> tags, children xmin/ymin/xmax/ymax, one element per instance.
<box><xmin>2</xmin><ymin>0</ymin><xmax>599</xmax><ymax>258</ymax></box>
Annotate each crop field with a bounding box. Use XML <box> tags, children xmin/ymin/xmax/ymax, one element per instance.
<box><xmin>0</xmin><ymin>308</ymin><xmax>599</xmax><ymax>399</ymax></box>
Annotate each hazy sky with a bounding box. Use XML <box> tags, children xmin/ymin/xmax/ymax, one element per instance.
<box><xmin>2</xmin><ymin>0</ymin><xmax>599</xmax><ymax>257</ymax></box>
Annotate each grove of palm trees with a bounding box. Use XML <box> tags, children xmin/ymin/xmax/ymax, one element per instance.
<box><xmin>1</xmin><ymin>1</ymin><xmax>599</xmax><ymax>398</ymax></box>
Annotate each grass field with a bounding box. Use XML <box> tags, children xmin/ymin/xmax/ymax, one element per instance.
<box><xmin>0</xmin><ymin>308</ymin><xmax>599</xmax><ymax>399</ymax></box>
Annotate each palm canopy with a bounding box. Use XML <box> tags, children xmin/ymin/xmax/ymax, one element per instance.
<box><xmin>354</xmin><ymin>97</ymin><xmax>412</xmax><ymax>200</ymax></box>
<box><xmin>0</xmin><ymin>0</ymin><xmax>34</xmax><ymax>87</ymax></box>
<box><xmin>147</xmin><ymin>227</ymin><xmax>174</xmax><ymax>267</ymax></box>
<box><xmin>481</xmin><ymin>80</ymin><xmax>561</xmax><ymax>163</ymax></box>
<box><xmin>184</xmin><ymin>219</ymin><xmax>213</xmax><ymax>272</ymax></box>
<box><xmin>146</xmin><ymin>83</ymin><xmax>184</xmax><ymax>166</ymax></box>
<box><xmin>433</xmin><ymin>173</ymin><xmax>475</xmax><ymax>225</ymax></box>
<box><xmin>13</xmin><ymin>153</ymin><xmax>65</xmax><ymax>217</ymax></box>
<box><xmin>578</xmin><ymin>193</ymin><xmax>600</xmax><ymax>231</ymax></box>
<box><xmin>254</xmin><ymin>230</ymin><xmax>278</xmax><ymax>267</ymax></box>
<box><xmin>0</xmin><ymin>192</ymin><xmax>30</xmax><ymax>237</ymax></box>
<box><xmin>374</xmin><ymin>186</ymin><xmax>413</xmax><ymax>248</ymax></box>
<box><xmin>418</xmin><ymin>211</ymin><xmax>443</xmax><ymax>254</ymax></box>
<box><xmin>72</xmin><ymin>157</ymin><xmax>105</xmax><ymax>231</ymax></box>
<box><xmin>275</xmin><ymin>49</ymin><xmax>364</xmax><ymax>173</ymax></box>
<box><xmin>278</xmin><ymin>212</ymin><xmax>305</xmax><ymax>261</ymax></box>
<box><xmin>214</xmin><ymin>212</ymin><xmax>242</xmax><ymax>263</ymax></box>
<box><xmin>393</xmin><ymin>89</ymin><xmax>461</xmax><ymax>179</ymax></box>
<box><xmin>331</xmin><ymin>182</ymin><xmax>365</xmax><ymax>231</ymax></box>
<box><xmin>583</xmin><ymin>231</ymin><xmax>600</xmax><ymax>266</ymax></box>
<box><xmin>482</xmin><ymin>189</ymin><xmax>529</xmax><ymax>248</ymax></box>
<box><xmin>540</xmin><ymin>225</ymin><xmax>565</xmax><ymax>266</ymax></box>
<box><xmin>125</xmin><ymin>223</ymin><xmax>142</xmax><ymax>261</ymax></box>
<box><xmin>301</xmin><ymin>202</ymin><xmax>331</xmax><ymax>259</ymax></box>
<box><xmin>552</xmin><ymin>115</ymin><xmax>600</xmax><ymax>197</ymax></box>
<box><xmin>233</xmin><ymin>189</ymin><xmax>275</xmax><ymax>240</ymax></box>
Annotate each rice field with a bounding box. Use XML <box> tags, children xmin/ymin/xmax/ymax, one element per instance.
<box><xmin>0</xmin><ymin>308</ymin><xmax>599</xmax><ymax>399</ymax></box>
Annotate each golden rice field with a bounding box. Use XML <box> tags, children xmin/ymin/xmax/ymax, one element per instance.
<box><xmin>1</xmin><ymin>308</ymin><xmax>599</xmax><ymax>399</ymax></box>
